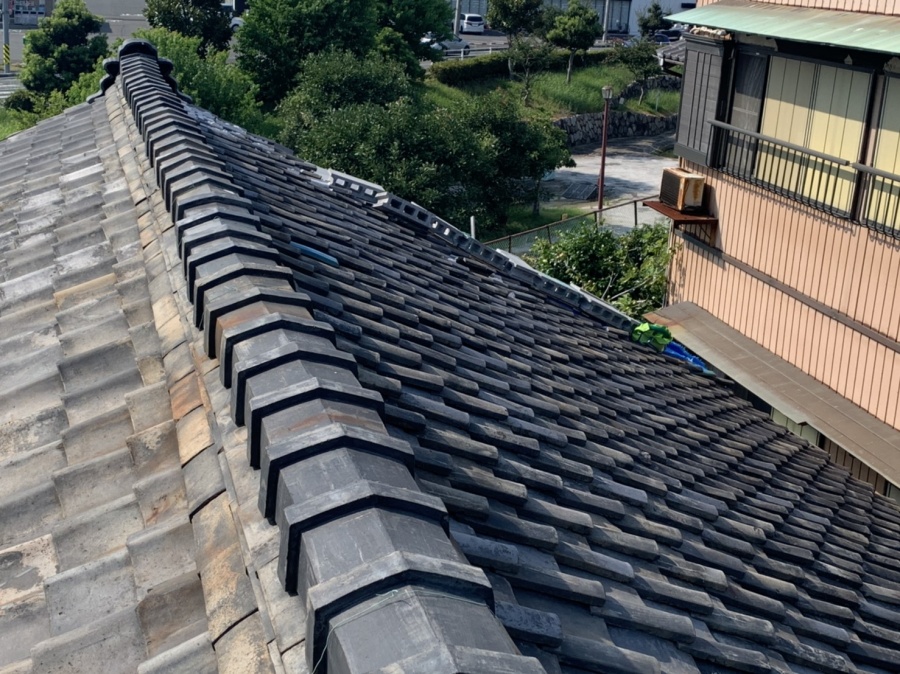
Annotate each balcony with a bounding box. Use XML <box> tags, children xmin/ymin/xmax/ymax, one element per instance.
<box><xmin>710</xmin><ymin>121</ymin><xmax>900</xmax><ymax>238</ymax></box>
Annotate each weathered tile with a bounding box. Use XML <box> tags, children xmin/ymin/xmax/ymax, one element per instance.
<box><xmin>214</xmin><ymin>613</ymin><xmax>274</xmax><ymax>674</ymax></box>
<box><xmin>170</xmin><ymin>372</ymin><xmax>203</xmax><ymax>421</ymax></box>
<box><xmin>192</xmin><ymin>494</ymin><xmax>257</xmax><ymax>640</ymax></box>
<box><xmin>136</xmin><ymin>632</ymin><xmax>216</xmax><ymax>674</ymax></box>
<box><xmin>50</xmin><ymin>494</ymin><xmax>143</xmax><ymax>571</ymax></box>
<box><xmin>51</xmin><ymin>447</ymin><xmax>135</xmax><ymax>516</ymax></box>
<box><xmin>30</xmin><ymin>608</ymin><xmax>146</xmax><ymax>674</ymax></box>
<box><xmin>136</xmin><ymin>571</ymin><xmax>207</xmax><ymax>656</ymax></box>
<box><xmin>133</xmin><ymin>465</ymin><xmax>188</xmax><ymax>526</ymax></box>
<box><xmin>44</xmin><ymin>549</ymin><xmax>136</xmax><ymax>636</ymax></box>
<box><xmin>0</xmin><ymin>592</ymin><xmax>50</xmax><ymax>667</ymax></box>
<box><xmin>0</xmin><ymin>535</ymin><xmax>59</xmax><ymax>608</ymax></box>
<box><xmin>176</xmin><ymin>406</ymin><xmax>214</xmax><ymax>466</ymax></box>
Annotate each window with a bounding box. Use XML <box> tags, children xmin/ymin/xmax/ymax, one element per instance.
<box><xmin>859</xmin><ymin>75</ymin><xmax>900</xmax><ymax>234</ymax></box>
<box><xmin>755</xmin><ymin>57</ymin><xmax>870</xmax><ymax>215</ymax></box>
<box><xmin>675</xmin><ymin>35</ymin><xmax>732</xmax><ymax>166</ymax></box>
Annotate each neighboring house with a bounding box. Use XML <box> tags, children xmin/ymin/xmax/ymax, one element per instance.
<box><xmin>4</xmin><ymin>39</ymin><xmax>900</xmax><ymax>674</ymax></box>
<box><xmin>451</xmin><ymin>0</ymin><xmax>680</xmax><ymax>37</ymax></box>
<box><xmin>646</xmin><ymin>0</ymin><xmax>900</xmax><ymax>500</ymax></box>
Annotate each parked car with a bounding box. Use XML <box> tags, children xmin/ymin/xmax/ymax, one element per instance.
<box><xmin>459</xmin><ymin>13</ymin><xmax>485</xmax><ymax>34</ymax></box>
<box><xmin>651</xmin><ymin>33</ymin><xmax>671</xmax><ymax>44</ymax></box>
<box><xmin>421</xmin><ymin>33</ymin><xmax>471</xmax><ymax>57</ymax></box>
<box><xmin>655</xmin><ymin>28</ymin><xmax>683</xmax><ymax>40</ymax></box>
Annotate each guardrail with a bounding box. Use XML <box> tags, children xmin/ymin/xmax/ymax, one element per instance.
<box><xmin>852</xmin><ymin>163</ymin><xmax>900</xmax><ymax>237</ymax></box>
<box><xmin>485</xmin><ymin>195</ymin><xmax>659</xmax><ymax>256</ymax></box>
<box><xmin>711</xmin><ymin>120</ymin><xmax>854</xmax><ymax>218</ymax></box>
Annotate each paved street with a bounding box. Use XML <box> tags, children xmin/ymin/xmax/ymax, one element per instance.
<box><xmin>542</xmin><ymin>134</ymin><xmax>678</xmax><ymax>233</ymax></box>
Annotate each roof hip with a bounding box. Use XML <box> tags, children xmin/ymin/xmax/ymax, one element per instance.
<box><xmin>106</xmin><ymin>40</ymin><xmax>545</xmax><ymax>674</ymax></box>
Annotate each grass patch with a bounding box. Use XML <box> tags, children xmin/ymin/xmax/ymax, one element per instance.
<box><xmin>529</xmin><ymin>65</ymin><xmax>635</xmax><ymax>116</ymax></box>
<box><xmin>622</xmin><ymin>89</ymin><xmax>680</xmax><ymax>115</ymax></box>
<box><xmin>505</xmin><ymin>204</ymin><xmax>595</xmax><ymax>232</ymax></box>
<box><xmin>0</xmin><ymin>108</ymin><xmax>36</xmax><ymax>141</ymax></box>
<box><xmin>430</xmin><ymin>64</ymin><xmax>679</xmax><ymax>120</ymax></box>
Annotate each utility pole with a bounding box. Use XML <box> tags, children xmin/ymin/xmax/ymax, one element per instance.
<box><xmin>454</xmin><ymin>0</ymin><xmax>462</xmax><ymax>36</ymax></box>
<box><xmin>602</xmin><ymin>0</ymin><xmax>611</xmax><ymax>46</ymax></box>
<box><xmin>2</xmin><ymin>0</ymin><xmax>9</xmax><ymax>75</ymax></box>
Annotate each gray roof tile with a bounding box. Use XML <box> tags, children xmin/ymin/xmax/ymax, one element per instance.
<box><xmin>7</xmin><ymin>37</ymin><xmax>900</xmax><ymax>674</ymax></box>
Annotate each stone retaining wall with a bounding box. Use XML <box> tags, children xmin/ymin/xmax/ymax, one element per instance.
<box><xmin>555</xmin><ymin>109</ymin><xmax>678</xmax><ymax>147</ymax></box>
<box><xmin>554</xmin><ymin>75</ymin><xmax>681</xmax><ymax>147</ymax></box>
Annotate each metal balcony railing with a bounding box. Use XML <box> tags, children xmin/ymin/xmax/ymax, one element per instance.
<box><xmin>852</xmin><ymin>163</ymin><xmax>900</xmax><ymax>237</ymax></box>
<box><xmin>711</xmin><ymin>120</ymin><xmax>854</xmax><ymax>218</ymax></box>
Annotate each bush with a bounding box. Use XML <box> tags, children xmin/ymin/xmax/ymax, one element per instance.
<box><xmin>429</xmin><ymin>48</ymin><xmax>609</xmax><ymax>86</ymax></box>
<box><xmin>4</xmin><ymin>89</ymin><xmax>41</xmax><ymax>113</ymax></box>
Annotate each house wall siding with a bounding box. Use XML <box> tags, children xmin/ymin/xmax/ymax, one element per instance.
<box><xmin>683</xmin><ymin>163</ymin><xmax>900</xmax><ymax>344</ymax></box>
<box><xmin>670</xmin><ymin>213</ymin><xmax>900</xmax><ymax>432</ymax></box>
<box><xmin>697</xmin><ymin>0</ymin><xmax>900</xmax><ymax>13</ymax></box>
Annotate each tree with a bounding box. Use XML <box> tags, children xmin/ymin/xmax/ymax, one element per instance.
<box><xmin>505</xmin><ymin>36</ymin><xmax>553</xmax><ymax>106</ymax></box>
<box><xmin>526</xmin><ymin>222</ymin><xmax>673</xmax><ymax>318</ymax></box>
<box><xmin>610</xmin><ymin>40</ymin><xmax>662</xmax><ymax>104</ymax></box>
<box><xmin>144</xmin><ymin>0</ymin><xmax>232</xmax><ymax>54</ymax></box>
<box><xmin>375</xmin><ymin>0</ymin><xmax>453</xmax><ymax>61</ymax></box>
<box><xmin>278</xmin><ymin>49</ymin><xmax>414</xmax><ymax>131</ymax></box>
<box><xmin>637</xmin><ymin>1</ymin><xmax>669</xmax><ymax>38</ymax></box>
<box><xmin>135</xmin><ymin>28</ymin><xmax>269</xmax><ymax>134</ymax></box>
<box><xmin>372</xmin><ymin>27</ymin><xmax>423</xmax><ymax>78</ymax></box>
<box><xmin>279</xmin><ymin>86</ymin><xmax>571</xmax><ymax>236</ymax></box>
<box><xmin>487</xmin><ymin>0</ymin><xmax>545</xmax><ymax>37</ymax></box>
<box><xmin>546</xmin><ymin>0</ymin><xmax>601</xmax><ymax>84</ymax></box>
<box><xmin>20</xmin><ymin>0</ymin><xmax>108</xmax><ymax>97</ymax></box>
<box><xmin>236</xmin><ymin>0</ymin><xmax>378</xmax><ymax>108</ymax></box>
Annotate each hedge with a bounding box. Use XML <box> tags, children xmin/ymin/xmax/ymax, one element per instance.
<box><xmin>429</xmin><ymin>48</ymin><xmax>611</xmax><ymax>86</ymax></box>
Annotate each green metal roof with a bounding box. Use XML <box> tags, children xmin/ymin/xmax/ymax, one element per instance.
<box><xmin>669</xmin><ymin>0</ymin><xmax>900</xmax><ymax>55</ymax></box>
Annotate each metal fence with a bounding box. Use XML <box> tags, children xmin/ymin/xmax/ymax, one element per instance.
<box><xmin>711</xmin><ymin>120</ymin><xmax>854</xmax><ymax>218</ymax></box>
<box><xmin>853</xmin><ymin>163</ymin><xmax>900</xmax><ymax>237</ymax></box>
<box><xmin>485</xmin><ymin>195</ymin><xmax>659</xmax><ymax>256</ymax></box>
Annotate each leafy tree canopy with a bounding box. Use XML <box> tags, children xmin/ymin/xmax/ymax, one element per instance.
<box><xmin>144</xmin><ymin>0</ymin><xmax>232</xmax><ymax>54</ymax></box>
<box><xmin>609</xmin><ymin>40</ymin><xmax>662</xmax><ymax>102</ymax></box>
<box><xmin>21</xmin><ymin>0</ymin><xmax>108</xmax><ymax>97</ymax></box>
<box><xmin>375</xmin><ymin>0</ymin><xmax>453</xmax><ymax>60</ymax></box>
<box><xmin>546</xmin><ymin>0</ymin><xmax>601</xmax><ymax>84</ymax></box>
<box><xmin>278</xmin><ymin>49</ymin><xmax>415</xmax><ymax>130</ymax></box>
<box><xmin>236</xmin><ymin>0</ymin><xmax>396</xmax><ymax>108</ymax></box>
<box><xmin>487</xmin><ymin>0</ymin><xmax>545</xmax><ymax>37</ymax></box>
<box><xmin>135</xmin><ymin>27</ymin><xmax>270</xmax><ymax>134</ymax></box>
<box><xmin>527</xmin><ymin>222</ymin><xmax>673</xmax><ymax>317</ymax></box>
<box><xmin>637</xmin><ymin>1</ymin><xmax>670</xmax><ymax>38</ymax></box>
<box><xmin>278</xmin><ymin>58</ymin><xmax>570</xmax><ymax>236</ymax></box>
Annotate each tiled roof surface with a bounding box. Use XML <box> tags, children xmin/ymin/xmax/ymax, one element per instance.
<box><xmin>0</xmin><ymin>88</ymin><xmax>217</xmax><ymax>670</ymax></box>
<box><xmin>186</xmin><ymin>83</ymin><xmax>900</xmax><ymax>674</ymax></box>
<box><xmin>3</xmin><ymin>40</ymin><xmax>900</xmax><ymax>674</ymax></box>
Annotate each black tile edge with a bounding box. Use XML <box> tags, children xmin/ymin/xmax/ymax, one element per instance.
<box><xmin>232</xmin><ymin>341</ymin><xmax>358</xmax><ymax>427</ymax></box>
<box><xmin>279</xmin><ymin>480</ymin><xmax>447</xmax><ymax>594</ymax></box>
<box><xmin>191</xmin><ymin>260</ymin><xmax>295</xmax><ymax>329</ymax></box>
<box><xmin>260</xmin><ymin>422</ymin><xmax>409</xmax><ymax>520</ymax></box>
<box><xmin>304</xmin><ymin>551</ymin><xmax>493</xmax><ymax>672</ymax></box>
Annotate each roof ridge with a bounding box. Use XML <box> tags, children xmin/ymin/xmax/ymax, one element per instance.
<box><xmin>104</xmin><ymin>40</ymin><xmax>543</xmax><ymax>674</ymax></box>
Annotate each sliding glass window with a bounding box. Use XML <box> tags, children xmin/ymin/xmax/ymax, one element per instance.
<box><xmin>756</xmin><ymin>56</ymin><xmax>870</xmax><ymax>215</ymax></box>
<box><xmin>861</xmin><ymin>75</ymin><xmax>900</xmax><ymax>233</ymax></box>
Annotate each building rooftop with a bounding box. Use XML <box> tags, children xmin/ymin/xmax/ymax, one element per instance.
<box><xmin>1</xmin><ymin>41</ymin><xmax>900</xmax><ymax>674</ymax></box>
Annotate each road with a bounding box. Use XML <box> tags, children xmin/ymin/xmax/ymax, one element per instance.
<box><xmin>542</xmin><ymin>134</ymin><xmax>678</xmax><ymax>233</ymax></box>
<box><xmin>2</xmin><ymin>1</ymin><xmax>149</xmax><ymax>66</ymax></box>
